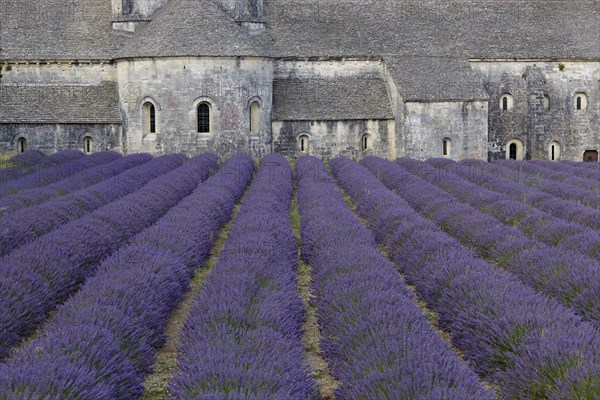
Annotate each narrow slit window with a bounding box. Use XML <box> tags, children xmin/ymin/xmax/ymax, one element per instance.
<box><xmin>83</xmin><ymin>136</ymin><xmax>93</xmax><ymax>154</ymax></box>
<box><xmin>442</xmin><ymin>138</ymin><xmax>451</xmax><ymax>157</ymax></box>
<box><xmin>503</xmin><ymin>96</ymin><xmax>508</xmax><ymax>111</ymax></box>
<box><xmin>149</xmin><ymin>104</ymin><xmax>156</xmax><ymax>133</ymax></box>
<box><xmin>298</xmin><ymin>135</ymin><xmax>309</xmax><ymax>153</ymax></box>
<box><xmin>17</xmin><ymin>137</ymin><xmax>26</xmax><ymax>153</ymax></box>
<box><xmin>250</xmin><ymin>101</ymin><xmax>260</xmax><ymax>134</ymax></box>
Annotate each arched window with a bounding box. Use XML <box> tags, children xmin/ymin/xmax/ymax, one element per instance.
<box><xmin>574</xmin><ymin>93</ymin><xmax>587</xmax><ymax>111</ymax></box>
<box><xmin>361</xmin><ymin>134</ymin><xmax>371</xmax><ymax>151</ymax></box>
<box><xmin>442</xmin><ymin>138</ymin><xmax>451</xmax><ymax>157</ymax></box>
<box><xmin>17</xmin><ymin>137</ymin><xmax>26</xmax><ymax>153</ymax></box>
<box><xmin>549</xmin><ymin>141</ymin><xmax>561</xmax><ymax>161</ymax></box>
<box><xmin>197</xmin><ymin>103</ymin><xmax>211</xmax><ymax>133</ymax></box>
<box><xmin>298</xmin><ymin>134</ymin><xmax>309</xmax><ymax>154</ymax></box>
<box><xmin>500</xmin><ymin>93</ymin><xmax>513</xmax><ymax>111</ymax></box>
<box><xmin>142</xmin><ymin>102</ymin><xmax>156</xmax><ymax>139</ymax></box>
<box><xmin>249</xmin><ymin>101</ymin><xmax>260</xmax><ymax>134</ymax></box>
<box><xmin>543</xmin><ymin>94</ymin><xmax>550</xmax><ymax>111</ymax></box>
<box><xmin>83</xmin><ymin>136</ymin><xmax>93</xmax><ymax>154</ymax></box>
<box><xmin>506</xmin><ymin>139</ymin><xmax>524</xmax><ymax>160</ymax></box>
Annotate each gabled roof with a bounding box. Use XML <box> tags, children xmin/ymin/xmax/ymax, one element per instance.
<box><xmin>0</xmin><ymin>0</ymin><xmax>123</xmax><ymax>60</ymax></box>
<box><xmin>0</xmin><ymin>82</ymin><xmax>122</xmax><ymax>124</ymax></box>
<box><xmin>115</xmin><ymin>0</ymin><xmax>267</xmax><ymax>58</ymax></box>
<box><xmin>265</xmin><ymin>0</ymin><xmax>600</xmax><ymax>60</ymax></box>
<box><xmin>272</xmin><ymin>77</ymin><xmax>394</xmax><ymax>120</ymax></box>
<box><xmin>385</xmin><ymin>57</ymin><xmax>489</xmax><ymax>102</ymax></box>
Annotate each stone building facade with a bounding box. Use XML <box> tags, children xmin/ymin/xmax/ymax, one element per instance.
<box><xmin>0</xmin><ymin>0</ymin><xmax>598</xmax><ymax>161</ymax></box>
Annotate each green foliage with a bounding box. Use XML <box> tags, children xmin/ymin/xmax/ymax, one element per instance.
<box><xmin>558</xmin><ymin>63</ymin><xmax>565</xmax><ymax>72</ymax></box>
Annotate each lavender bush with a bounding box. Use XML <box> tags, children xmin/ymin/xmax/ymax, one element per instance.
<box><xmin>0</xmin><ymin>153</ymin><xmax>254</xmax><ymax>399</ymax></box>
<box><xmin>0</xmin><ymin>153</ymin><xmax>218</xmax><ymax>360</ymax></box>
<box><xmin>363</xmin><ymin>157</ymin><xmax>600</xmax><ymax>325</ymax></box>
<box><xmin>434</xmin><ymin>158</ymin><xmax>600</xmax><ymax>231</ymax></box>
<box><xmin>0</xmin><ymin>154</ymin><xmax>181</xmax><ymax>256</ymax></box>
<box><xmin>332</xmin><ymin>156</ymin><xmax>600</xmax><ymax>399</ymax></box>
<box><xmin>1</xmin><ymin>149</ymin><xmax>83</xmax><ymax>183</ymax></box>
<box><xmin>0</xmin><ymin>151</ymin><xmax>121</xmax><ymax>198</ymax></box>
<box><xmin>297</xmin><ymin>156</ymin><xmax>494</xmax><ymax>399</ymax></box>
<box><xmin>495</xmin><ymin>159</ymin><xmax>599</xmax><ymax>206</ymax></box>
<box><xmin>0</xmin><ymin>153</ymin><xmax>152</xmax><ymax>214</ymax></box>
<box><xmin>169</xmin><ymin>154</ymin><xmax>319</xmax><ymax>400</ymax></box>
<box><xmin>399</xmin><ymin>157</ymin><xmax>600</xmax><ymax>262</ymax></box>
<box><xmin>532</xmin><ymin>159</ymin><xmax>600</xmax><ymax>182</ymax></box>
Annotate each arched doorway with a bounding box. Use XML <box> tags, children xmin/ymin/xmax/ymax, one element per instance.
<box><xmin>583</xmin><ymin>150</ymin><xmax>598</xmax><ymax>162</ymax></box>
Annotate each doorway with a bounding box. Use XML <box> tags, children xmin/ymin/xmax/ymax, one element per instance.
<box><xmin>583</xmin><ymin>150</ymin><xmax>598</xmax><ymax>162</ymax></box>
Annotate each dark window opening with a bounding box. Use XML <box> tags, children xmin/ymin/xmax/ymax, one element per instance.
<box><xmin>197</xmin><ymin>103</ymin><xmax>210</xmax><ymax>133</ymax></box>
<box><xmin>149</xmin><ymin>104</ymin><xmax>156</xmax><ymax>133</ymax></box>
<box><xmin>84</xmin><ymin>136</ymin><xmax>93</xmax><ymax>154</ymax></box>
<box><xmin>502</xmin><ymin>96</ymin><xmax>508</xmax><ymax>111</ymax></box>
<box><xmin>362</xmin><ymin>136</ymin><xmax>368</xmax><ymax>151</ymax></box>
<box><xmin>583</xmin><ymin>150</ymin><xmax>598</xmax><ymax>162</ymax></box>
<box><xmin>509</xmin><ymin>143</ymin><xmax>517</xmax><ymax>160</ymax></box>
<box><xmin>576</xmin><ymin>96</ymin><xmax>582</xmax><ymax>110</ymax></box>
<box><xmin>17</xmin><ymin>137</ymin><xmax>26</xmax><ymax>153</ymax></box>
<box><xmin>551</xmin><ymin>145</ymin><xmax>555</xmax><ymax>161</ymax></box>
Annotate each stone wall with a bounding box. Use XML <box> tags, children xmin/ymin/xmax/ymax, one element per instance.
<box><xmin>116</xmin><ymin>56</ymin><xmax>273</xmax><ymax>157</ymax></box>
<box><xmin>469</xmin><ymin>61</ymin><xmax>600</xmax><ymax>161</ymax></box>
<box><xmin>272</xmin><ymin>119</ymin><xmax>395</xmax><ymax>159</ymax></box>
<box><xmin>0</xmin><ymin>123</ymin><xmax>122</xmax><ymax>153</ymax></box>
<box><xmin>402</xmin><ymin>101</ymin><xmax>488</xmax><ymax>160</ymax></box>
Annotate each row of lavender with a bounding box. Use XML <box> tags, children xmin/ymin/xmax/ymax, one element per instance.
<box><xmin>370</xmin><ymin>157</ymin><xmax>600</xmax><ymax>325</ymax></box>
<box><xmin>0</xmin><ymin>153</ymin><xmax>218</xmax><ymax>360</ymax></box>
<box><xmin>0</xmin><ymin>151</ymin><xmax>122</xmax><ymax>198</ymax></box>
<box><xmin>331</xmin><ymin>157</ymin><xmax>600</xmax><ymax>399</ymax></box>
<box><xmin>531</xmin><ymin>159</ymin><xmax>600</xmax><ymax>184</ymax></box>
<box><xmin>0</xmin><ymin>153</ymin><xmax>254</xmax><ymax>398</ymax></box>
<box><xmin>400</xmin><ymin>158</ymin><xmax>600</xmax><ymax>263</ymax></box>
<box><xmin>169</xmin><ymin>154</ymin><xmax>319</xmax><ymax>399</ymax></box>
<box><xmin>0</xmin><ymin>154</ymin><xmax>180</xmax><ymax>256</ymax></box>
<box><xmin>0</xmin><ymin>150</ymin><xmax>82</xmax><ymax>183</ymax></box>
<box><xmin>0</xmin><ymin>153</ymin><xmax>153</xmax><ymax>213</ymax></box>
<box><xmin>494</xmin><ymin>159</ymin><xmax>599</xmax><ymax>205</ymax></box>
<box><xmin>296</xmin><ymin>156</ymin><xmax>494</xmax><ymax>399</ymax></box>
<box><xmin>443</xmin><ymin>159</ymin><xmax>599</xmax><ymax>230</ymax></box>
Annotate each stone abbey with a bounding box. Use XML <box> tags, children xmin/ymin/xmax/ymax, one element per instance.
<box><xmin>0</xmin><ymin>0</ymin><xmax>598</xmax><ymax>161</ymax></box>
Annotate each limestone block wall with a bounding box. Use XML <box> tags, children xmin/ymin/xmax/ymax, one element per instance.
<box><xmin>402</xmin><ymin>101</ymin><xmax>488</xmax><ymax>160</ymax></box>
<box><xmin>470</xmin><ymin>61</ymin><xmax>600</xmax><ymax>161</ymax></box>
<box><xmin>117</xmin><ymin>56</ymin><xmax>273</xmax><ymax>157</ymax></box>
<box><xmin>111</xmin><ymin>0</ymin><xmax>170</xmax><ymax>20</ymax></box>
<box><xmin>272</xmin><ymin>59</ymin><xmax>394</xmax><ymax>158</ymax></box>
<box><xmin>272</xmin><ymin>119</ymin><xmax>395</xmax><ymax>159</ymax></box>
<box><xmin>0</xmin><ymin>123</ymin><xmax>122</xmax><ymax>153</ymax></box>
<box><xmin>0</xmin><ymin>62</ymin><xmax>115</xmax><ymax>84</ymax></box>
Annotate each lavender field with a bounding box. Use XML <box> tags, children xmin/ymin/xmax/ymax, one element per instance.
<box><xmin>0</xmin><ymin>150</ymin><xmax>598</xmax><ymax>399</ymax></box>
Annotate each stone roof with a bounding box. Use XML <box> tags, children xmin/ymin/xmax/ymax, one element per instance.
<box><xmin>0</xmin><ymin>82</ymin><xmax>122</xmax><ymax>124</ymax></box>
<box><xmin>115</xmin><ymin>0</ymin><xmax>266</xmax><ymax>58</ymax></box>
<box><xmin>265</xmin><ymin>0</ymin><xmax>600</xmax><ymax>60</ymax></box>
<box><xmin>0</xmin><ymin>0</ymin><xmax>122</xmax><ymax>60</ymax></box>
<box><xmin>385</xmin><ymin>57</ymin><xmax>489</xmax><ymax>102</ymax></box>
<box><xmin>272</xmin><ymin>77</ymin><xmax>394</xmax><ymax>120</ymax></box>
